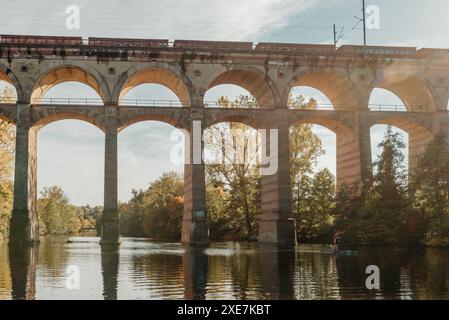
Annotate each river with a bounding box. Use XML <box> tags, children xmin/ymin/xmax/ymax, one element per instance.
<box><xmin>1</xmin><ymin>236</ymin><xmax>449</xmax><ymax>300</ymax></box>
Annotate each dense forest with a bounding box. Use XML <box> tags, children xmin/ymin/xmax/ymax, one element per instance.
<box><xmin>1</xmin><ymin>90</ymin><xmax>449</xmax><ymax>246</ymax></box>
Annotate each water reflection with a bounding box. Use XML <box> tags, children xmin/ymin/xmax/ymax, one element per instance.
<box><xmin>101</xmin><ymin>244</ymin><xmax>119</xmax><ymax>300</ymax></box>
<box><xmin>8</xmin><ymin>244</ymin><xmax>38</xmax><ymax>300</ymax></box>
<box><xmin>183</xmin><ymin>246</ymin><xmax>208</xmax><ymax>300</ymax></box>
<box><xmin>1</xmin><ymin>238</ymin><xmax>449</xmax><ymax>300</ymax></box>
<box><xmin>258</xmin><ymin>245</ymin><xmax>295</xmax><ymax>300</ymax></box>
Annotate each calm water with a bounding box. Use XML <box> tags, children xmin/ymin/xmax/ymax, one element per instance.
<box><xmin>1</xmin><ymin>237</ymin><xmax>449</xmax><ymax>300</ymax></box>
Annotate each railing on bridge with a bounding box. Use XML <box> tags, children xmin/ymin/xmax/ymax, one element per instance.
<box><xmin>119</xmin><ymin>99</ymin><xmax>187</xmax><ymax>107</ymax></box>
<box><xmin>0</xmin><ymin>97</ymin><xmax>433</xmax><ymax>112</ymax></box>
<box><xmin>28</xmin><ymin>98</ymin><xmax>188</xmax><ymax>107</ymax></box>
<box><xmin>31</xmin><ymin>97</ymin><xmax>104</xmax><ymax>105</ymax></box>
<box><xmin>0</xmin><ymin>97</ymin><xmax>16</xmax><ymax>104</ymax></box>
<box><xmin>368</xmin><ymin>104</ymin><xmax>434</xmax><ymax>112</ymax></box>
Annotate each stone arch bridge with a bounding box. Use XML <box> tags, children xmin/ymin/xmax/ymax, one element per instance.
<box><xmin>1</xmin><ymin>35</ymin><xmax>449</xmax><ymax>246</ymax></box>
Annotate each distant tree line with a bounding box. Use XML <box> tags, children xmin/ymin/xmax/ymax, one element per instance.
<box><xmin>37</xmin><ymin>186</ymin><xmax>101</xmax><ymax>236</ymax></box>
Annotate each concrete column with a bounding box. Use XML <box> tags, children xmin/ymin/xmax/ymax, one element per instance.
<box><xmin>336</xmin><ymin>113</ymin><xmax>372</xmax><ymax>188</ymax></box>
<box><xmin>432</xmin><ymin>112</ymin><xmax>449</xmax><ymax>142</ymax></box>
<box><xmin>181</xmin><ymin>107</ymin><xmax>209</xmax><ymax>245</ymax></box>
<box><xmin>101</xmin><ymin>105</ymin><xmax>120</xmax><ymax>245</ymax></box>
<box><xmin>9</xmin><ymin>104</ymin><xmax>39</xmax><ymax>245</ymax></box>
<box><xmin>259</xmin><ymin>121</ymin><xmax>297</xmax><ymax>245</ymax></box>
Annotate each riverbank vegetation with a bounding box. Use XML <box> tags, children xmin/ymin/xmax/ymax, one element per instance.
<box><xmin>0</xmin><ymin>87</ymin><xmax>15</xmax><ymax>241</ymax></box>
<box><xmin>336</xmin><ymin>129</ymin><xmax>449</xmax><ymax>247</ymax></box>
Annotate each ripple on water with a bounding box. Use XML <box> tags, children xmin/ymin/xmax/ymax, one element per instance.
<box><xmin>2</xmin><ymin>240</ymin><xmax>449</xmax><ymax>300</ymax></box>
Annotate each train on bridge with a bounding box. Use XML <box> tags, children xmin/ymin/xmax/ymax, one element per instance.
<box><xmin>1</xmin><ymin>34</ymin><xmax>441</xmax><ymax>57</ymax></box>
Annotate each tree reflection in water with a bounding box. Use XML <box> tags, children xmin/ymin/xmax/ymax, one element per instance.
<box><xmin>2</xmin><ymin>239</ymin><xmax>449</xmax><ymax>299</ymax></box>
<box><xmin>8</xmin><ymin>244</ymin><xmax>38</xmax><ymax>300</ymax></box>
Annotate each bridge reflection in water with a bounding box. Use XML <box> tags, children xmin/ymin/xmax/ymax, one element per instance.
<box><xmin>3</xmin><ymin>238</ymin><xmax>449</xmax><ymax>300</ymax></box>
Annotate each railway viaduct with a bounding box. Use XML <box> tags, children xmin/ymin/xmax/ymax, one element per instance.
<box><xmin>1</xmin><ymin>35</ymin><xmax>449</xmax><ymax>246</ymax></box>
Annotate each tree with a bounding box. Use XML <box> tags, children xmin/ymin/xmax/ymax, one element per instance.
<box><xmin>295</xmin><ymin>168</ymin><xmax>336</xmax><ymax>242</ymax></box>
<box><xmin>337</xmin><ymin>127</ymin><xmax>410</xmax><ymax>245</ymax></box>
<box><xmin>0</xmin><ymin>86</ymin><xmax>16</xmax><ymax>240</ymax></box>
<box><xmin>289</xmin><ymin>95</ymin><xmax>327</xmax><ymax>238</ymax></box>
<box><xmin>412</xmin><ymin>135</ymin><xmax>449</xmax><ymax>246</ymax></box>
<box><xmin>38</xmin><ymin>186</ymin><xmax>80</xmax><ymax>235</ymax></box>
<box><xmin>77</xmin><ymin>205</ymin><xmax>102</xmax><ymax>234</ymax></box>
<box><xmin>204</xmin><ymin>95</ymin><xmax>261</xmax><ymax>240</ymax></box>
<box><xmin>289</xmin><ymin>95</ymin><xmax>323</xmax><ymax>180</ymax></box>
<box><xmin>205</xmin><ymin>94</ymin><xmax>327</xmax><ymax>241</ymax></box>
<box><xmin>119</xmin><ymin>172</ymin><xmax>184</xmax><ymax>239</ymax></box>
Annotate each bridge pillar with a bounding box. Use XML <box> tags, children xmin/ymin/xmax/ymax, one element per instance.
<box><xmin>182</xmin><ymin>109</ymin><xmax>209</xmax><ymax>245</ymax></box>
<box><xmin>432</xmin><ymin>112</ymin><xmax>449</xmax><ymax>142</ymax></box>
<box><xmin>9</xmin><ymin>104</ymin><xmax>39</xmax><ymax>245</ymax></box>
<box><xmin>101</xmin><ymin>106</ymin><xmax>120</xmax><ymax>245</ymax></box>
<box><xmin>259</xmin><ymin>121</ymin><xmax>297</xmax><ymax>245</ymax></box>
<box><xmin>336</xmin><ymin>113</ymin><xmax>372</xmax><ymax>188</ymax></box>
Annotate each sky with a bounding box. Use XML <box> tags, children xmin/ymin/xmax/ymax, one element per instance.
<box><xmin>0</xmin><ymin>0</ymin><xmax>448</xmax><ymax>205</ymax></box>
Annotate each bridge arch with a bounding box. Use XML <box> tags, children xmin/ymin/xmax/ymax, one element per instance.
<box><xmin>118</xmin><ymin>120</ymin><xmax>187</xmax><ymax>237</ymax></box>
<box><xmin>205</xmin><ymin>113</ymin><xmax>263</xmax><ymax>129</ymax></box>
<box><xmin>369</xmin><ymin>115</ymin><xmax>433</xmax><ymax>174</ymax></box>
<box><xmin>369</xmin><ymin>88</ymin><xmax>406</xmax><ymax>112</ymax></box>
<box><xmin>0</xmin><ymin>111</ymin><xmax>14</xmax><ymax>124</ymax></box>
<box><xmin>118</xmin><ymin>112</ymin><xmax>188</xmax><ymax>132</ymax></box>
<box><xmin>31</xmin><ymin>111</ymin><xmax>105</xmax><ymax>132</ymax></box>
<box><xmin>286</xmin><ymin>69</ymin><xmax>360</xmax><ymax>110</ymax></box>
<box><xmin>203</xmin><ymin>119</ymin><xmax>262</xmax><ymax>240</ymax></box>
<box><xmin>291</xmin><ymin>116</ymin><xmax>362</xmax><ymax>188</ymax></box>
<box><xmin>115</xmin><ymin>64</ymin><xmax>194</xmax><ymax>107</ymax></box>
<box><xmin>372</xmin><ymin>71</ymin><xmax>436</xmax><ymax>112</ymax></box>
<box><xmin>204</xmin><ymin>66</ymin><xmax>281</xmax><ymax>108</ymax></box>
<box><xmin>37</xmin><ymin>119</ymin><xmax>105</xmax><ymax>207</ymax></box>
<box><xmin>30</xmin><ymin>65</ymin><xmax>110</xmax><ymax>104</ymax></box>
<box><xmin>288</xmin><ymin>86</ymin><xmax>334</xmax><ymax>110</ymax></box>
<box><xmin>0</xmin><ymin>64</ymin><xmax>22</xmax><ymax>103</ymax></box>
<box><xmin>290</xmin><ymin>117</ymin><xmax>352</xmax><ymax>136</ymax></box>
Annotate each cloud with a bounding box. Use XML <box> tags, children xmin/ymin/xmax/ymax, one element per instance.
<box><xmin>0</xmin><ymin>0</ymin><xmax>321</xmax><ymax>41</ymax></box>
<box><xmin>142</xmin><ymin>0</ymin><xmax>321</xmax><ymax>40</ymax></box>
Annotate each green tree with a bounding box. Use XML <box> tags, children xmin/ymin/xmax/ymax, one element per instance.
<box><xmin>205</xmin><ymin>94</ymin><xmax>327</xmax><ymax>241</ymax></box>
<box><xmin>205</xmin><ymin>95</ymin><xmax>261</xmax><ymax>240</ymax></box>
<box><xmin>120</xmin><ymin>172</ymin><xmax>184</xmax><ymax>239</ymax></box>
<box><xmin>289</xmin><ymin>95</ymin><xmax>323</xmax><ymax>181</ymax></box>
<box><xmin>337</xmin><ymin>127</ymin><xmax>410</xmax><ymax>245</ymax></box>
<box><xmin>38</xmin><ymin>186</ymin><xmax>80</xmax><ymax>235</ymax></box>
<box><xmin>412</xmin><ymin>135</ymin><xmax>449</xmax><ymax>246</ymax></box>
<box><xmin>295</xmin><ymin>168</ymin><xmax>336</xmax><ymax>242</ymax></box>
<box><xmin>288</xmin><ymin>94</ymin><xmax>328</xmax><ymax>240</ymax></box>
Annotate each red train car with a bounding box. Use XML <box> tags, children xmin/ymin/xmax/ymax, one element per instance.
<box><xmin>255</xmin><ymin>42</ymin><xmax>336</xmax><ymax>54</ymax></box>
<box><xmin>88</xmin><ymin>37</ymin><xmax>169</xmax><ymax>48</ymax></box>
<box><xmin>0</xmin><ymin>35</ymin><xmax>83</xmax><ymax>46</ymax></box>
<box><xmin>337</xmin><ymin>45</ymin><xmax>417</xmax><ymax>56</ymax></box>
<box><xmin>417</xmin><ymin>48</ymin><xmax>449</xmax><ymax>57</ymax></box>
<box><xmin>173</xmin><ymin>40</ymin><xmax>253</xmax><ymax>51</ymax></box>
